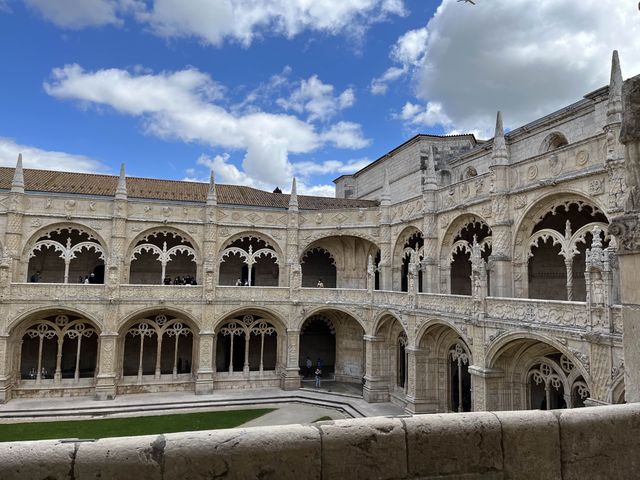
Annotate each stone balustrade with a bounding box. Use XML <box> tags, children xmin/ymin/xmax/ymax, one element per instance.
<box><xmin>1</xmin><ymin>404</ymin><xmax>638</xmax><ymax>479</ymax></box>
<box><xmin>6</xmin><ymin>283</ymin><xmax>621</xmax><ymax>335</ymax></box>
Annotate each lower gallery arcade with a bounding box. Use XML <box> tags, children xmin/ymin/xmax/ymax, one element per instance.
<box><xmin>6</xmin><ymin>305</ymin><xmax>608</xmax><ymax>413</ymax></box>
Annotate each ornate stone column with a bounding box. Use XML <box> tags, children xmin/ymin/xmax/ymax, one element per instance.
<box><xmin>421</xmin><ymin>146</ymin><xmax>439</xmax><ymax>293</ymax></box>
<box><xmin>94</xmin><ymin>333</ymin><xmax>118</xmax><ymax>400</ymax></box>
<box><xmin>203</xmin><ymin>170</ymin><xmax>218</xmax><ymax>301</ymax></box>
<box><xmin>6</xmin><ymin>155</ymin><xmax>25</xmax><ymax>283</ymax></box>
<box><xmin>195</xmin><ymin>332</ymin><xmax>215</xmax><ymax>395</ymax></box>
<box><xmin>0</xmin><ymin>335</ymin><xmax>11</xmax><ymax>403</ymax></box>
<box><xmin>608</xmin><ymin>73</ymin><xmax>640</xmax><ymax>402</ymax></box>
<box><xmin>378</xmin><ymin>171</ymin><xmax>393</xmax><ymax>291</ymax></box>
<box><xmin>281</xmin><ymin>329</ymin><xmax>301</xmax><ymax>390</ymax></box>
<box><xmin>488</xmin><ymin>112</ymin><xmax>514</xmax><ymax>298</ymax></box>
<box><xmin>363</xmin><ymin>335</ymin><xmax>388</xmax><ymax>402</ymax></box>
<box><xmin>468</xmin><ymin>365</ymin><xmax>504</xmax><ymax>412</ymax></box>
<box><xmin>285</xmin><ymin>178</ymin><xmax>299</xmax><ymax>290</ymax></box>
<box><xmin>404</xmin><ymin>346</ymin><xmax>429</xmax><ymax>413</ymax></box>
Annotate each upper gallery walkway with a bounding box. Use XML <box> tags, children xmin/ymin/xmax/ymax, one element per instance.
<box><xmin>6</xmin><ymin>283</ymin><xmax>623</xmax><ymax>337</ymax></box>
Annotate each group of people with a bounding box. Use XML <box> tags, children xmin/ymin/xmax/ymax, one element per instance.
<box><xmin>305</xmin><ymin>357</ymin><xmax>324</xmax><ymax>388</ymax></box>
<box><xmin>163</xmin><ymin>275</ymin><xmax>197</xmax><ymax>285</ymax></box>
<box><xmin>78</xmin><ymin>273</ymin><xmax>99</xmax><ymax>284</ymax></box>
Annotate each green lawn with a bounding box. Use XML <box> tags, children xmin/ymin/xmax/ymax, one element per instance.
<box><xmin>0</xmin><ymin>408</ymin><xmax>274</xmax><ymax>442</ymax></box>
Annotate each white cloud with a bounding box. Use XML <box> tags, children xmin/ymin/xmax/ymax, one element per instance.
<box><xmin>405</xmin><ymin>0</ymin><xmax>640</xmax><ymax>135</ymax></box>
<box><xmin>193</xmin><ymin>152</ymin><xmax>339</xmax><ymax>197</ymax></box>
<box><xmin>370</xmin><ymin>66</ymin><xmax>406</xmax><ymax>95</ymax></box>
<box><xmin>321</xmin><ymin>122</ymin><xmax>370</xmax><ymax>149</ymax></box>
<box><xmin>44</xmin><ymin>64</ymin><xmax>369</xmax><ymax>188</ymax></box>
<box><xmin>0</xmin><ymin>137</ymin><xmax>108</xmax><ymax>173</ymax></box>
<box><xmin>276</xmin><ymin>75</ymin><xmax>355</xmax><ymax>122</ymax></box>
<box><xmin>139</xmin><ymin>0</ymin><xmax>405</xmax><ymax>46</ymax></box>
<box><xmin>292</xmin><ymin>158</ymin><xmax>371</xmax><ymax>178</ymax></box>
<box><xmin>397</xmin><ymin>101</ymin><xmax>451</xmax><ymax>127</ymax></box>
<box><xmin>370</xmin><ymin>26</ymin><xmax>427</xmax><ymax>95</ymax></box>
<box><xmin>27</xmin><ymin>0</ymin><xmax>405</xmax><ymax>44</ymax></box>
<box><xmin>23</xmin><ymin>0</ymin><xmax>123</xmax><ymax>28</ymax></box>
<box><xmin>391</xmin><ymin>27</ymin><xmax>428</xmax><ymax>66</ymax></box>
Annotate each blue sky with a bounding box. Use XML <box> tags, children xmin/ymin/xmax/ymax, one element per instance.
<box><xmin>0</xmin><ymin>0</ymin><xmax>637</xmax><ymax>196</ymax></box>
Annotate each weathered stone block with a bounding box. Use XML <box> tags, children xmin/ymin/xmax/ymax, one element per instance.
<box><xmin>404</xmin><ymin>412</ymin><xmax>502</xmax><ymax>478</ymax></box>
<box><xmin>163</xmin><ymin>424</ymin><xmax>321</xmax><ymax>480</ymax></box>
<box><xmin>558</xmin><ymin>404</ymin><xmax>640</xmax><ymax>480</ymax></box>
<box><xmin>0</xmin><ymin>439</ymin><xmax>76</xmax><ymax>480</ymax></box>
<box><xmin>74</xmin><ymin>435</ymin><xmax>163</xmax><ymax>479</ymax></box>
<box><xmin>494</xmin><ymin>409</ymin><xmax>561</xmax><ymax>479</ymax></box>
<box><xmin>319</xmin><ymin>416</ymin><xmax>407</xmax><ymax>480</ymax></box>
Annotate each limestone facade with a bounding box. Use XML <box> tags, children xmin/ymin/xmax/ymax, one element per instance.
<box><xmin>0</xmin><ymin>52</ymin><xmax>633</xmax><ymax>414</ymax></box>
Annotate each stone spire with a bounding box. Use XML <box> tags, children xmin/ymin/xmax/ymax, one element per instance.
<box><xmin>115</xmin><ymin>163</ymin><xmax>127</xmax><ymax>200</ymax></box>
<box><xmin>11</xmin><ymin>153</ymin><xmax>24</xmax><ymax>194</ymax></box>
<box><xmin>491</xmin><ymin>111</ymin><xmax>509</xmax><ymax>165</ymax></box>
<box><xmin>288</xmin><ymin>177</ymin><xmax>298</xmax><ymax>211</ymax></box>
<box><xmin>381</xmin><ymin>170</ymin><xmax>391</xmax><ymax>206</ymax></box>
<box><xmin>206</xmin><ymin>170</ymin><xmax>217</xmax><ymax>206</ymax></box>
<box><xmin>607</xmin><ymin>50</ymin><xmax>623</xmax><ymax>124</ymax></box>
<box><xmin>425</xmin><ymin>144</ymin><xmax>438</xmax><ymax>190</ymax></box>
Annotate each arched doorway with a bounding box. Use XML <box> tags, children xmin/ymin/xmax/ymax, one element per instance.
<box><xmin>129</xmin><ymin>230</ymin><xmax>198</xmax><ymax>285</ymax></box>
<box><xmin>418</xmin><ymin>323</ymin><xmax>471</xmax><ymax>412</ymax></box>
<box><xmin>218</xmin><ymin>237</ymin><xmax>280</xmax><ymax>286</ymax></box>
<box><xmin>120</xmin><ymin>312</ymin><xmax>195</xmax><ymax>393</ymax></box>
<box><xmin>300</xmin><ymin>236</ymin><xmax>379</xmax><ymax>289</ymax></box>
<box><xmin>26</xmin><ymin>227</ymin><xmax>106</xmax><ymax>284</ymax></box>
<box><xmin>448</xmin><ymin>221</ymin><xmax>491</xmax><ymax>296</ymax></box>
<box><xmin>213</xmin><ymin>311</ymin><xmax>283</xmax><ymax>390</ymax></box>
<box><xmin>488</xmin><ymin>336</ymin><xmax>590</xmax><ymax>411</ymax></box>
<box><xmin>301</xmin><ymin>248</ymin><xmax>337</xmax><ymax>288</ymax></box>
<box><xmin>514</xmin><ymin>196</ymin><xmax>611</xmax><ymax>300</ymax></box>
<box><xmin>299</xmin><ymin>310</ymin><xmax>365</xmax><ymax>392</ymax></box>
<box><xmin>10</xmin><ymin>311</ymin><xmax>100</xmax><ymax>397</ymax></box>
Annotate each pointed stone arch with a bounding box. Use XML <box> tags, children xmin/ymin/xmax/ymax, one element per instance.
<box><xmin>512</xmin><ymin>192</ymin><xmax>610</xmax><ymax>300</ymax></box>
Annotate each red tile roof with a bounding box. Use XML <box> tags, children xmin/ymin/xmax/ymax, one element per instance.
<box><xmin>0</xmin><ymin>167</ymin><xmax>378</xmax><ymax>210</ymax></box>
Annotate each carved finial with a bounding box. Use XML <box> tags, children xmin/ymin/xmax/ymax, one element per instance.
<box><xmin>491</xmin><ymin>111</ymin><xmax>509</xmax><ymax>165</ymax></box>
<box><xmin>11</xmin><ymin>153</ymin><xmax>24</xmax><ymax>194</ymax></box>
<box><xmin>592</xmin><ymin>225</ymin><xmax>603</xmax><ymax>249</ymax></box>
<box><xmin>381</xmin><ymin>169</ymin><xmax>391</xmax><ymax>206</ymax></box>
<box><xmin>288</xmin><ymin>177</ymin><xmax>298</xmax><ymax>211</ymax></box>
<box><xmin>607</xmin><ymin>50</ymin><xmax>623</xmax><ymax>124</ymax></box>
<box><xmin>565</xmin><ymin>220</ymin><xmax>572</xmax><ymax>239</ymax></box>
<box><xmin>115</xmin><ymin>163</ymin><xmax>127</xmax><ymax>200</ymax></box>
<box><xmin>207</xmin><ymin>170</ymin><xmax>217</xmax><ymax>206</ymax></box>
<box><xmin>425</xmin><ymin>144</ymin><xmax>437</xmax><ymax>190</ymax></box>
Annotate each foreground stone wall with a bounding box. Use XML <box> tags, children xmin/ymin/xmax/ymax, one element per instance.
<box><xmin>2</xmin><ymin>404</ymin><xmax>639</xmax><ymax>480</ymax></box>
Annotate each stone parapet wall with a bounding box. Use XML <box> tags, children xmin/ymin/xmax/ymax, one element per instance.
<box><xmin>2</xmin><ymin>403</ymin><xmax>639</xmax><ymax>479</ymax></box>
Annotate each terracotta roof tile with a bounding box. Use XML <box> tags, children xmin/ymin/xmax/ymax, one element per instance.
<box><xmin>0</xmin><ymin>167</ymin><xmax>378</xmax><ymax>210</ymax></box>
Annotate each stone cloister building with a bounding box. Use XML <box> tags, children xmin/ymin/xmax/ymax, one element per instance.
<box><xmin>0</xmin><ymin>52</ymin><xmax>633</xmax><ymax>415</ymax></box>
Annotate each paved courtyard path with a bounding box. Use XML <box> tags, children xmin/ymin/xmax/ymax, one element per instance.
<box><xmin>0</xmin><ymin>386</ymin><xmax>405</xmax><ymax>428</ymax></box>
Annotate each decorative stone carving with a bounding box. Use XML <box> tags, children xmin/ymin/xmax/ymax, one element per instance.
<box><xmin>620</xmin><ymin>75</ymin><xmax>640</xmax><ymax>212</ymax></box>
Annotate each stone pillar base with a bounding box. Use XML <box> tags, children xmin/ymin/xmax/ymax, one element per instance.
<box><xmin>363</xmin><ymin>376</ymin><xmax>389</xmax><ymax>403</ymax></box>
<box><xmin>280</xmin><ymin>368</ymin><xmax>301</xmax><ymax>390</ymax></box>
<box><xmin>404</xmin><ymin>397</ymin><xmax>438</xmax><ymax>414</ymax></box>
<box><xmin>94</xmin><ymin>375</ymin><xmax>117</xmax><ymax>401</ymax></box>
<box><xmin>195</xmin><ymin>372</ymin><xmax>214</xmax><ymax>395</ymax></box>
<box><xmin>0</xmin><ymin>378</ymin><xmax>12</xmax><ymax>404</ymax></box>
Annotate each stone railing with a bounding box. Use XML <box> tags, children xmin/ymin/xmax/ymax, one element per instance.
<box><xmin>2</xmin><ymin>404</ymin><xmax>638</xmax><ymax>480</ymax></box>
<box><xmin>215</xmin><ymin>285</ymin><xmax>291</xmax><ymax>302</ymax></box>
<box><xmin>6</xmin><ymin>283</ymin><xmax>610</xmax><ymax>334</ymax></box>
<box><xmin>119</xmin><ymin>284</ymin><xmax>204</xmax><ymax>302</ymax></box>
<box><xmin>417</xmin><ymin>292</ymin><xmax>474</xmax><ymax>316</ymax></box>
<box><xmin>486</xmin><ymin>296</ymin><xmax>590</xmax><ymax>329</ymax></box>
<box><xmin>9</xmin><ymin>283</ymin><xmax>107</xmax><ymax>301</ymax></box>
